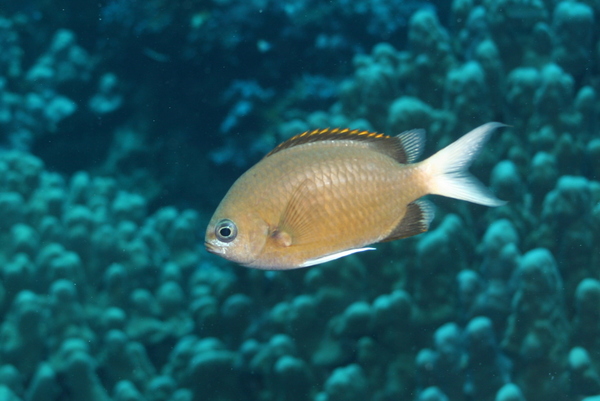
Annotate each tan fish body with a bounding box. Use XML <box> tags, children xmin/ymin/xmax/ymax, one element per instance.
<box><xmin>205</xmin><ymin>122</ymin><xmax>505</xmax><ymax>270</ymax></box>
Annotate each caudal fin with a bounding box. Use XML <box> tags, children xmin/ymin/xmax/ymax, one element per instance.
<box><xmin>424</xmin><ymin>122</ymin><xmax>506</xmax><ymax>207</ymax></box>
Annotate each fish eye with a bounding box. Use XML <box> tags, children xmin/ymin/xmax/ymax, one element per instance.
<box><xmin>215</xmin><ymin>219</ymin><xmax>237</xmax><ymax>243</ymax></box>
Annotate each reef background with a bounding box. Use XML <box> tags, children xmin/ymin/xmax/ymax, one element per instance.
<box><xmin>1</xmin><ymin>0</ymin><xmax>600</xmax><ymax>400</ymax></box>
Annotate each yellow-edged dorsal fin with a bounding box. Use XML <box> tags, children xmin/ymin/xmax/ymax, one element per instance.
<box><xmin>264</xmin><ymin>127</ymin><xmax>426</xmax><ymax>164</ymax></box>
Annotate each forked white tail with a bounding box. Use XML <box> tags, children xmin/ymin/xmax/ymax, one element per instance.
<box><xmin>424</xmin><ymin>122</ymin><xmax>506</xmax><ymax>207</ymax></box>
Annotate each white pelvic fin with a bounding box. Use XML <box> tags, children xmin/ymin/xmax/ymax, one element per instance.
<box><xmin>424</xmin><ymin>122</ymin><xmax>507</xmax><ymax>207</ymax></box>
<box><xmin>300</xmin><ymin>247</ymin><xmax>376</xmax><ymax>267</ymax></box>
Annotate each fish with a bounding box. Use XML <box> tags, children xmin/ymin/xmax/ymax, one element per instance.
<box><xmin>205</xmin><ymin>122</ymin><xmax>506</xmax><ymax>270</ymax></box>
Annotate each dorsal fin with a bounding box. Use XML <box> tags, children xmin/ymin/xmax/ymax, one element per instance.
<box><xmin>264</xmin><ymin>128</ymin><xmax>426</xmax><ymax>164</ymax></box>
<box><xmin>396</xmin><ymin>129</ymin><xmax>426</xmax><ymax>163</ymax></box>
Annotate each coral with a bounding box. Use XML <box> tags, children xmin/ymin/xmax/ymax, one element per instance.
<box><xmin>316</xmin><ymin>364</ymin><xmax>368</xmax><ymax>401</ymax></box>
<box><xmin>533</xmin><ymin>63</ymin><xmax>575</xmax><ymax>128</ymax></box>
<box><xmin>445</xmin><ymin>61</ymin><xmax>492</xmax><ymax>131</ymax></box>
<box><xmin>528</xmin><ymin>151</ymin><xmax>558</xmax><ymax>206</ymax></box>
<box><xmin>551</xmin><ymin>1</ymin><xmax>594</xmax><ymax>78</ymax></box>
<box><xmin>220</xmin><ymin>293</ymin><xmax>254</xmax><ymax>345</ymax></box>
<box><xmin>501</xmin><ymin>248</ymin><xmax>569</xmax><ymax>401</ymax></box>
<box><xmin>407</xmin><ymin>9</ymin><xmax>455</xmax><ymax>107</ymax></box>
<box><xmin>413</xmin><ymin>214</ymin><xmax>472</xmax><ymax>325</ymax></box>
<box><xmin>339</xmin><ymin>43</ymin><xmax>402</xmax><ymax>126</ymax></box>
<box><xmin>2</xmin><ymin>1</ymin><xmax>600</xmax><ymax>400</ymax></box>
<box><xmin>26</xmin><ymin>29</ymin><xmax>92</xmax><ymax>86</ymax></box>
<box><xmin>417</xmin><ymin>312</ymin><xmax>512</xmax><ymax>401</ymax></box>
<box><xmin>387</xmin><ymin>96</ymin><xmax>450</xmax><ymax>137</ymax></box>
<box><xmin>464</xmin><ymin>316</ymin><xmax>511</xmax><ymax>400</ymax></box>
<box><xmin>505</xmin><ymin>67</ymin><xmax>541</xmax><ymax>129</ymax></box>
<box><xmin>417</xmin><ymin>386</ymin><xmax>450</xmax><ymax>401</ymax></box>
<box><xmin>574</xmin><ymin>85</ymin><xmax>597</xmax><ymax>132</ymax></box>
<box><xmin>0</xmin><ymin>290</ymin><xmax>48</xmax><ymax>378</ymax></box>
<box><xmin>457</xmin><ymin>269</ymin><xmax>484</xmax><ymax>323</ymax></box>
<box><xmin>338</xmin><ymin>7</ymin><xmax>458</xmax><ymax>128</ymax></box>
<box><xmin>145</xmin><ymin>375</ymin><xmax>178</xmax><ymax>401</ymax></box>
<box><xmin>272</xmin><ymin>355</ymin><xmax>314</xmax><ymax>401</ymax></box>
<box><xmin>48</xmin><ymin>279</ymin><xmax>94</xmax><ymax>345</ymax></box>
<box><xmin>474</xmin><ymin>39</ymin><xmax>505</xmax><ymax>112</ymax></box>
<box><xmin>184</xmin><ymin>348</ymin><xmax>239</xmax><ymax>401</ymax></box>
<box><xmin>495</xmin><ymin>383</ymin><xmax>526</xmax><ymax>401</ymax></box>
<box><xmin>536</xmin><ymin>176</ymin><xmax>599</xmax><ymax>285</ymax></box>
<box><xmin>25</xmin><ymin>363</ymin><xmax>60</xmax><ymax>401</ymax></box>
<box><xmin>470</xmin><ymin>219</ymin><xmax>520</xmax><ymax>331</ymax></box>
<box><xmin>371</xmin><ymin>289</ymin><xmax>413</xmax><ymax>350</ymax></box>
<box><xmin>572</xmin><ymin>278</ymin><xmax>600</xmax><ymax>358</ymax></box>
<box><xmin>542</xmin><ymin>176</ymin><xmax>595</xmax><ymax>224</ymax></box>
<box><xmin>330</xmin><ymin>301</ymin><xmax>372</xmax><ymax>343</ymax></box>
<box><xmin>0</xmin><ymin>385</ymin><xmax>21</xmax><ymax>401</ymax></box>
<box><xmin>0</xmin><ymin>364</ymin><xmax>23</xmax><ymax>396</ymax></box>
<box><xmin>98</xmin><ymin>330</ymin><xmax>156</xmax><ymax>391</ymax></box>
<box><xmin>0</xmin><ymin>150</ymin><xmax>201</xmax><ymax>399</ymax></box>
<box><xmin>52</xmin><ymin>338</ymin><xmax>111</xmax><ymax>401</ymax></box>
<box><xmin>0</xmin><ymin>29</ymin><xmax>93</xmax><ymax>150</ymax></box>
<box><xmin>337</xmin><ymin>0</ymin><xmax>435</xmax><ymax>38</ymax></box>
<box><xmin>490</xmin><ymin>160</ymin><xmax>525</xmax><ymax>202</ymax></box>
<box><xmin>89</xmin><ymin>73</ymin><xmax>123</xmax><ymax>115</ymax></box>
<box><xmin>0</xmin><ymin>17</ymin><xmax>22</xmax><ymax>78</ymax></box>
<box><xmin>113</xmin><ymin>380</ymin><xmax>146</xmax><ymax>401</ymax></box>
<box><xmin>219</xmin><ymin>80</ymin><xmax>275</xmax><ymax>135</ymax></box>
<box><xmin>433</xmin><ymin>322</ymin><xmax>466</xmax><ymax>399</ymax></box>
<box><xmin>453</xmin><ymin>5</ymin><xmax>487</xmax><ymax>57</ymax></box>
<box><xmin>567</xmin><ymin>346</ymin><xmax>600</xmax><ymax>398</ymax></box>
<box><xmin>484</xmin><ymin>0</ymin><xmax>549</xmax><ymax>69</ymax></box>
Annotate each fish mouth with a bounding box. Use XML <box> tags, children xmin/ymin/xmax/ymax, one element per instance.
<box><xmin>204</xmin><ymin>241</ymin><xmax>219</xmax><ymax>254</ymax></box>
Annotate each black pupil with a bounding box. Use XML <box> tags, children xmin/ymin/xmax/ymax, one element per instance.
<box><xmin>219</xmin><ymin>227</ymin><xmax>232</xmax><ymax>237</ymax></box>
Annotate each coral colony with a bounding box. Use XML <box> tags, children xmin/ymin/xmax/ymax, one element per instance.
<box><xmin>1</xmin><ymin>1</ymin><xmax>600</xmax><ymax>401</ymax></box>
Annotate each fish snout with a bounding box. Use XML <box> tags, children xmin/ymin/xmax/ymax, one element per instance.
<box><xmin>204</xmin><ymin>241</ymin><xmax>221</xmax><ymax>255</ymax></box>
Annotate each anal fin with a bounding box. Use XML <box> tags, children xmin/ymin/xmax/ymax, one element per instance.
<box><xmin>381</xmin><ymin>199</ymin><xmax>435</xmax><ymax>242</ymax></box>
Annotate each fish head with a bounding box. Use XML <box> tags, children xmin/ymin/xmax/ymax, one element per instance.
<box><xmin>204</xmin><ymin>208</ymin><xmax>269</xmax><ymax>267</ymax></box>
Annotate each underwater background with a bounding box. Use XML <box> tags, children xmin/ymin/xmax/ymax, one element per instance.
<box><xmin>0</xmin><ymin>0</ymin><xmax>599</xmax><ymax>400</ymax></box>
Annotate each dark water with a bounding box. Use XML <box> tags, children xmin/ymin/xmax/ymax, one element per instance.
<box><xmin>0</xmin><ymin>0</ymin><xmax>599</xmax><ymax>400</ymax></box>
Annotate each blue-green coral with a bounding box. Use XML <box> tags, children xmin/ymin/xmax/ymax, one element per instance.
<box><xmin>1</xmin><ymin>0</ymin><xmax>600</xmax><ymax>401</ymax></box>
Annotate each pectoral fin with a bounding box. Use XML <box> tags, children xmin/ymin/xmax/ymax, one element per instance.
<box><xmin>271</xmin><ymin>179</ymin><xmax>319</xmax><ymax>247</ymax></box>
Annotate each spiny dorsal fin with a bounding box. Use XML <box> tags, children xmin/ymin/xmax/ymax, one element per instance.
<box><xmin>265</xmin><ymin>128</ymin><xmax>426</xmax><ymax>164</ymax></box>
<box><xmin>380</xmin><ymin>199</ymin><xmax>435</xmax><ymax>242</ymax></box>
